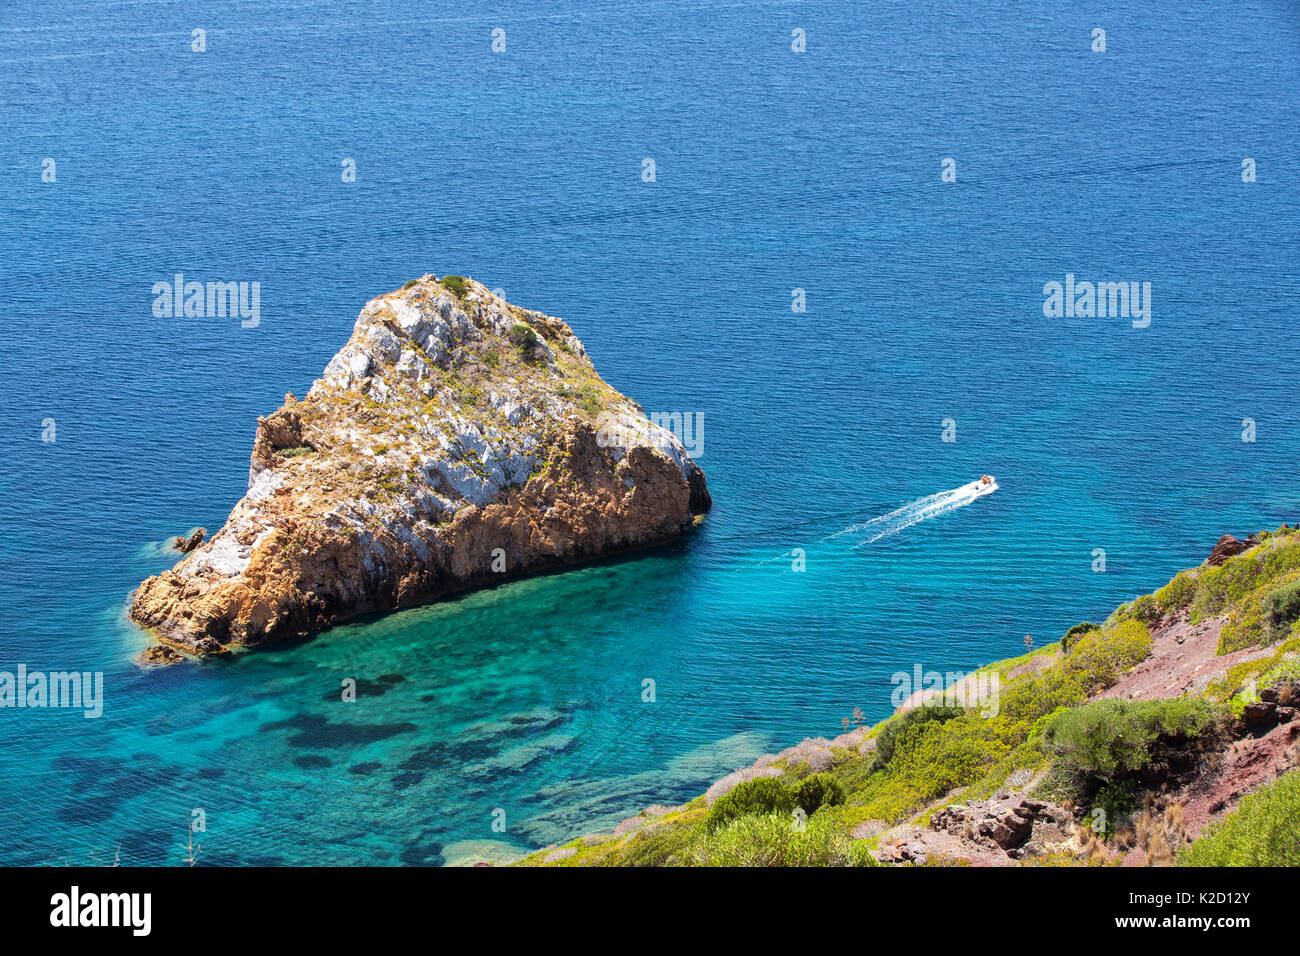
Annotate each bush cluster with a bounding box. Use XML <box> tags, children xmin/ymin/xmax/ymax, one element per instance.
<box><xmin>1191</xmin><ymin>533</ymin><xmax>1300</xmax><ymax>630</ymax></box>
<box><xmin>1155</xmin><ymin>570</ymin><xmax>1198</xmax><ymax>614</ymax></box>
<box><xmin>1178</xmin><ymin>770</ymin><xmax>1300</xmax><ymax>866</ymax></box>
<box><xmin>869</xmin><ymin>705</ymin><xmax>964</xmax><ymax>771</ymax></box>
<box><xmin>1038</xmin><ymin>697</ymin><xmax>1222</xmax><ymax>788</ymax></box>
<box><xmin>791</xmin><ymin>773</ymin><xmax>846</xmax><ymax>816</ymax></box>
<box><xmin>1220</xmin><ymin>568</ymin><xmax>1300</xmax><ymax>653</ymax></box>
<box><xmin>1061</xmin><ymin>621</ymin><xmax>1100</xmax><ymax>652</ymax></box>
<box><xmin>693</xmin><ymin>811</ymin><xmax>878</xmax><ymax>867</ymax></box>
<box><xmin>706</xmin><ymin>773</ymin><xmax>844</xmax><ymax>832</ymax></box>
<box><xmin>440</xmin><ymin>274</ymin><xmax>469</xmax><ymax>298</ymax></box>
<box><xmin>1261</xmin><ymin>578</ymin><xmax>1300</xmax><ymax>641</ymax></box>
<box><xmin>1129</xmin><ymin>594</ymin><xmax>1161</xmax><ymax>624</ymax></box>
<box><xmin>508</xmin><ymin>323</ymin><xmax>542</xmax><ymax>361</ymax></box>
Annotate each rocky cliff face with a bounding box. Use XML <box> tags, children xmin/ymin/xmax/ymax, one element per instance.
<box><xmin>131</xmin><ymin>275</ymin><xmax>710</xmax><ymax>655</ymax></box>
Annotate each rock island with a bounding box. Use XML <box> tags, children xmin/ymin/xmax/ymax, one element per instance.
<box><xmin>131</xmin><ymin>275</ymin><xmax>710</xmax><ymax>655</ymax></box>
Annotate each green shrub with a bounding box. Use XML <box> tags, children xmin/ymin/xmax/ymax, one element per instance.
<box><xmin>1040</xmin><ymin>702</ymin><xmax>1149</xmax><ymax>784</ymax></box>
<box><xmin>1059</xmin><ymin>618</ymin><xmax>1152</xmax><ymax>695</ymax></box>
<box><xmin>1219</xmin><ymin>568</ymin><xmax>1300</xmax><ymax>652</ymax></box>
<box><xmin>791</xmin><ymin>773</ymin><xmax>846</xmax><ymax>816</ymax></box>
<box><xmin>1039</xmin><ymin>697</ymin><xmax>1222</xmax><ymax>788</ymax></box>
<box><xmin>1261</xmin><ymin>579</ymin><xmax>1300</xmax><ymax>641</ymax></box>
<box><xmin>691</xmin><ymin>811</ymin><xmax>878</xmax><ymax>867</ymax></box>
<box><xmin>1178</xmin><ymin>770</ymin><xmax>1300</xmax><ymax>866</ymax></box>
<box><xmin>870</xmin><ymin>705</ymin><xmax>965</xmax><ymax>771</ymax></box>
<box><xmin>1130</xmin><ymin>594</ymin><xmax>1160</xmax><ymax>624</ymax></box>
<box><xmin>1091</xmin><ymin>779</ymin><xmax>1137</xmax><ymax>838</ymax></box>
<box><xmin>440</xmin><ymin>274</ymin><xmax>469</xmax><ymax>298</ymax></box>
<box><xmin>557</xmin><ymin>380</ymin><xmax>603</xmax><ymax>416</ymax></box>
<box><xmin>1105</xmin><ymin>601</ymin><xmax>1133</xmax><ymax>627</ymax></box>
<box><xmin>886</xmin><ymin>712</ymin><xmax>1013</xmax><ymax>804</ymax></box>
<box><xmin>1259</xmin><ymin>657</ymin><xmax>1300</xmax><ymax>692</ymax></box>
<box><xmin>1146</xmin><ymin>696</ymin><xmax>1224</xmax><ymax>737</ymax></box>
<box><xmin>1062</xmin><ymin>622</ymin><xmax>1100</xmax><ymax>652</ymax></box>
<box><xmin>508</xmin><ymin>323</ymin><xmax>541</xmax><ymax>361</ymax></box>
<box><xmin>1155</xmin><ymin>570</ymin><xmax>1197</xmax><ymax>614</ymax></box>
<box><xmin>1191</xmin><ymin>533</ymin><xmax>1300</xmax><ymax>625</ymax></box>
<box><xmin>1003</xmin><ymin>618</ymin><xmax>1151</xmax><ymax>725</ymax></box>
<box><xmin>402</xmin><ymin>279</ymin><xmax>418</xmax><ymax>290</ymax></box>
<box><xmin>706</xmin><ymin>777</ymin><xmax>793</xmax><ymax>832</ymax></box>
<box><xmin>614</xmin><ymin>820</ymin><xmax>703</xmax><ymax>867</ymax></box>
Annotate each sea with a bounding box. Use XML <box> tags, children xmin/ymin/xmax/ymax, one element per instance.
<box><xmin>1</xmin><ymin>0</ymin><xmax>1298</xmax><ymax>864</ymax></box>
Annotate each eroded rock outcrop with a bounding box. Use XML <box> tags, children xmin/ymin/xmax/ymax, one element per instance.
<box><xmin>877</xmin><ymin>793</ymin><xmax>1081</xmax><ymax>865</ymax></box>
<box><xmin>131</xmin><ymin>276</ymin><xmax>710</xmax><ymax>655</ymax></box>
<box><xmin>1206</xmin><ymin>533</ymin><xmax>1255</xmax><ymax>567</ymax></box>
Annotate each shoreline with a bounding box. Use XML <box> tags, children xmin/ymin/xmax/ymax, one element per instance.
<box><xmin>514</xmin><ymin>527</ymin><xmax>1300</xmax><ymax>866</ymax></box>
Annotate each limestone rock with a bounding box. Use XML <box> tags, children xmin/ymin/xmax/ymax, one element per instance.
<box><xmin>130</xmin><ymin>276</ymin><xmax>710</xmax><ymax>654</ymax></box>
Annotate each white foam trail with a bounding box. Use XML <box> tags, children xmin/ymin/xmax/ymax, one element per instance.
<box><xmin>828</xmin><ymin>480</ymin><xmax>989</xmax><ymax>548</ymax></box>
<box><xmin>747</xmin><ymin>480</ymin><xmax>992</xmax><ymax>569</ymax></box>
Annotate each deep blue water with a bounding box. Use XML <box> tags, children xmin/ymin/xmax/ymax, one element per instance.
<box><xmin>1</xmin><ymin>0</ymin><xmax>1298</xmax><ymax>865</ymax></box>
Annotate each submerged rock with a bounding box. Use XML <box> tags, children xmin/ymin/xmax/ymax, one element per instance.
<box><xmin>441</xmin><ymin>839</ymin><xmax>529</xmax><ymax>867</ymax></box>
<box><xmin>173</xmin><ymin>527</ymin><xmax>205</xmax><ymax>553</ymax></box>
<box><xmin>138</xmin><ymin>644</ymin><xmax>186</xmax><ymax>666</ymax></box>
<box><xmin>130</xmin><ymin>275</ymin><xmax>710</xmax><ymax>655</ymax></box>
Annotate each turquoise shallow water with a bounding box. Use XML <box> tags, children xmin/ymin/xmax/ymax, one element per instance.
<box><xmin>1</xmin><ymin>0</ymin><xmax>1299</xmax><ymax>864</ymax></box>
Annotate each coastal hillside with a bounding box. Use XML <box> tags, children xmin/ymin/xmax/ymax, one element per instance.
<box><xmin>517</xmin><ymin>528</ymin><xmax>1300</xmax><ymax>866</ymax></box>
<box><xmin>131</xmin><ymin>276</ymin><xmax>710</xmax><ymax>657</ymax></box>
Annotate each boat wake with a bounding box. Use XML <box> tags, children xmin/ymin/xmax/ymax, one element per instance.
<box><xmin>826</xmin><ymin>479</ymin><xmax>996</xmax><ymax>548</ymax></box>
<box><xmin>746</xmin><ymin>478</ymin><xmax>997</xmax><ymax>568</ymax></box>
